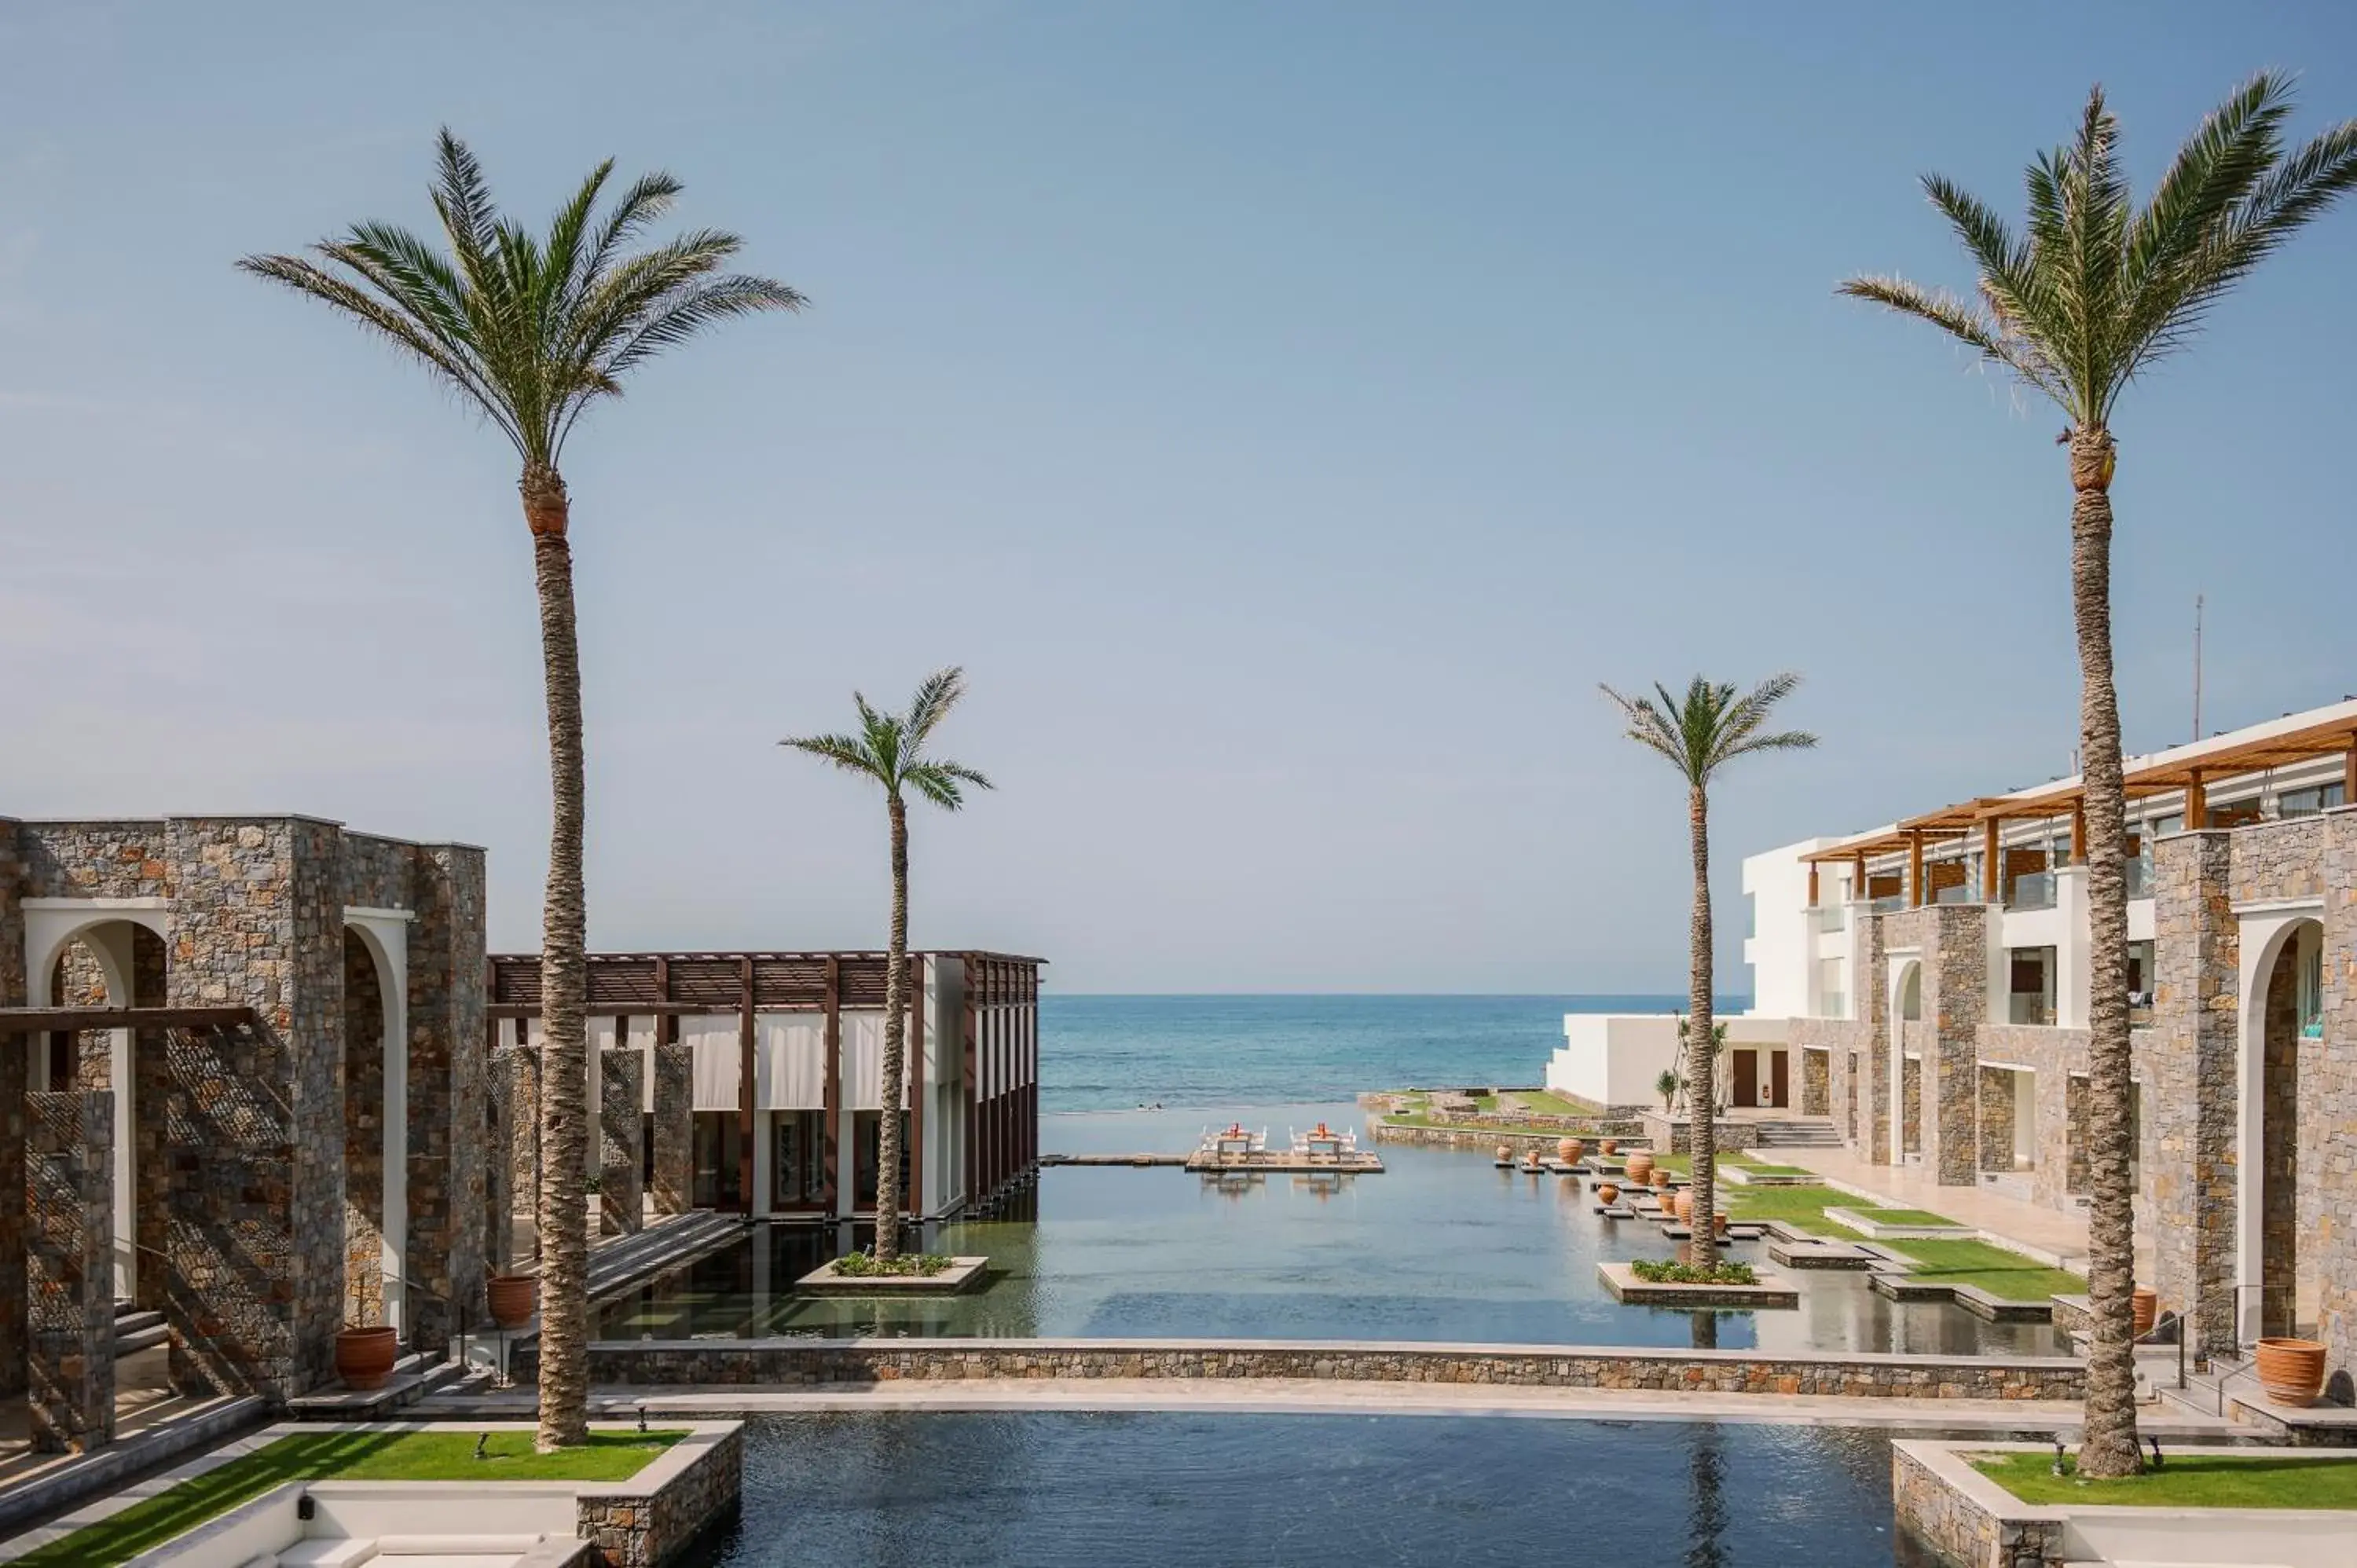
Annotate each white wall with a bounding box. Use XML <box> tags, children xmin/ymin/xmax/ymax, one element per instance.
<box><xmin>1545</xmin><ymin>1013</ymin><xmax>1791</xmax><ymax>1108</ymax></box>
<box><xmin>1742</xmin><ymin>838</ymin><xmax>1841</xmax><ymax>1019</ymax></box>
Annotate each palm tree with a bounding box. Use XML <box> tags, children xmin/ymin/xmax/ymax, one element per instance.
<box><xmin>1840</xmin><ymin>75</ymin><xmax>2357</xmax><ymax>1477</ymax></box>
<box><xmin>241</xmin><ymin>131</ymin><xmax>802</xmax><ymax>1449</ymax></box>
<box><xmin>1604</xmin><ymin>676</ymin><xmax>1815</xmax><ymax>1268</ymax></box>
<box><xmin>784</xmin><ymin>668</ymin><xmax>992</xmax><ymax>1262</ymax></box>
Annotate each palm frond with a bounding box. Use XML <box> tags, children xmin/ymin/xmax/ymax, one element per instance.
<box><xmin>779</xmin><ymin>732</ymin><xmax>879</xmax><ymax>778</ymax></box>
<box><xmin>903</xmin><ymin>668</ymin><xmax>969</xmax><ymax>746</ymax></box>
<box><xmin>1604</xmin><ymin>675</ymin><xmax>1811</xmax><ymax>787</ymax></box>
<box><xmin>788</xmin><ymin>672</ymin><xmax>992</xmax><ymax>813</ymax></box>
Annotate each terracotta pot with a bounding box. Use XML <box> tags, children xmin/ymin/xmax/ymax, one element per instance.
<box><xmin>1495</xmin><ymin>1145</ymin><xmax>1512</xmax><ymax>1163</ymax></box>
<box><xmin>1596</xmin><ymin>1182</ymin><xmax>1619</xmax><ymax>1205</ymax></box>
<box><xmin>2131</xmin><ymin>1286</ymin><xmax>2157</xmax><ymax>1337</ymax></box>
<box><xmin>1674</xmin><ymin>1190</ymin><xmax>1695</xmax><ymax>1222</ymax></box>
<box><xmin>1558</xmin><ymin>1138</ymin><xmax>1585</xmax><ymax>1165</ymax></box>
<box><xmin>488</xmin><ymin>1273</ymin><xmax>537</xmax><ymax>1329</ymax></box>
<box><xmin>1714</xmin><ymin>1211</ymin><xmax>1728</xmax><ymax>1236</ymax></box>
<box><xmin>335</xmin><ymin>1326</ymin><xmax>398</xmax><ymax>1392</ymax></box>
<box><xmin>2255</xmin><ymin>1337</ymin><xmax>2327</xmax><ymax>1409</ymax></box>
<box><xmin>1600</xmin><ymin>1139</ymin><xmax>1619</xmax><ymax>1157</ymax></box>
<box><xmin>1625</xmin><ymin>1152</ymin><xmax>1655</xmax><ymax>1184</ymax></box>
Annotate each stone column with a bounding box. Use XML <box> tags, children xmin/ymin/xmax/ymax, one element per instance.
<box><xmin>27</xmin><ymin>1090</ymin><xmax>114</xmax><ymax>1453</ymax></box>
<box><xmin>1860</xmin><ymin>915</ymin><xmax>1892</xmax><ymax>1164</ymax></box>
<box><xmin>486</xmin><ymin>1047</ymin><xmax>514</xmax><ymax>1275</ymax></box>
<box><xmin>508</xmin><ymin>1039</ymin><xmax>541</xmax><ymax>1229</ymax></box>
<box><xmin>1798</xmin><ymin>1047</ymin><xmax>1829</xmax><ymax>1116</ymax></box>
<box><xmin>1925</xmin><ymin>904</ymin><xmax>1989</xmax><ymax>1186</ymax></box>
<box><xmin>0</xmin><ymin>816</ymin><xmax>27</xmax><ymax>1400</ymax></box>
<box><xmin>1978</xmin><ymin>1066</ymin><xmax>2016</xmax><ymax>1173</ymax></box>
<box><xmin>2149</xmin><ymin>829</ymin><xmax>2237</xmax><ymax>1353</ymax></box>
<box><xmin>599</xmin><ymin>1047</ymin><xmax>646</xmax><ymax>1236</ymax></box>
<box><xmin>403</xmin><ymin>843</ymin><xmax>488</xmax><ymax>1352</ymax></box>
<box><xmin>651</xmin><ymin>1042</ymin><xmax>695</xmax><ymax>1215</ymax></box>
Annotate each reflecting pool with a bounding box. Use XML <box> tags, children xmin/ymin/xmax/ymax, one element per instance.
<box><xmin>684</xmin><ymin>1413</ymin><xmax>1943</xmax><ymax>1567</ymax></box>
<box><xmin>599</xmin><ymin>1103</ymin><xmax>2065</xmax><ymax>1355</ymax></box>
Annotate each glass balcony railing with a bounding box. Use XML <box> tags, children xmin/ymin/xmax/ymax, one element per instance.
<box><xmin>1933</xmin><ymin>883</ymin><xmax>1979</xmax><ymax>905</ymax></box>
<box><xmin>2008</xmin><ymin>993</ymin><xmax>2055</xmax><ymax>1026</ymax></box>
<box><xmin>2005</xmin><ymin>872</ymin><xmax>2056</xmax><ymax>911</ymax></box>
<box><xmin>1868</xmin><ymin>895</ymin><xmax>1906</xmax><ymax>914</ymax></box>
<box><xmin>1815</xmin><ymin>903</ymin><xmax>1848</xmax><ymax>932</ymax></box>
<box><xmin>1817</xmin><ymin>992</ymin><xmax>1847</xmax><ymax>1020</ymax></box>
<box><xmin>2125</xmin><ymin>859</ymin><xmax>2154</xmax><ymax>899</ymax></box>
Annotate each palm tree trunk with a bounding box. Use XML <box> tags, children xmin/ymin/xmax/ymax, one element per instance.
<box><xmin>874</xmin><ymin>794</ymin><xmax>911</xmax><ymax>1262</ymax></box>
<box><xmin>2069</xmin><ymin>427</ymin><xmax>2142</xmax><ymax>1478</ymax></box>
<box><xmin>523</xmin><ymin>463</ymin><xmax>589</xmax><ymax>1452</ymax></box>
<box><xmin>1687</xmin><ymin>782</ymin><xmax>1717</xmax><ymax>1269</ymax></box>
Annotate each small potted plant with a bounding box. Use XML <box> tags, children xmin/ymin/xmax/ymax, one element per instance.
<box><xmin>335</xmin><ymin>1316</ymin><xmax>398</xmax><ymax>1391</ymax></box>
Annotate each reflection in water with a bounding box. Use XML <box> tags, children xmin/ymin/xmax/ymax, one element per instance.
<box><xmin>684</xmin><ymin>1414</ymin><xmax>1926</xmax><ymax>1568</ymax></box>
<box><xmin>599</xmin><ymin>1101</ymin><xmax>2069</xmax><ymax>1356</ymax></box>
<box><xmin>1689</xmin><ymin>1311</ymin><xmax>1720</xmax><ymax>1351</ymax></box>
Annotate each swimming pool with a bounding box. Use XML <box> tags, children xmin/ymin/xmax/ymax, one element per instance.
<box><xmin>596</xmin><ymin>1104</ymin><xmax>2064</xmax><ymax>1357</ymax></box>
<box><xmin>681</xmin><ymin>1412</ymin><xmax>1942</xmax><ymax>1566</ymax></box>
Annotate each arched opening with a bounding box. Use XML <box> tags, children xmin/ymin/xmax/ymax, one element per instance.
<box><xmin>1897</xmin><ymin>963</ymin><xmax>1923</xmax><ymax>1021</ymax></box>
<box><xmin>340</xmin><ymin>925</ymin><xmax>406</xmax><ymax>1340</ymax></box>
<box><xmin>2258</xmin><ymin>918</ymin><xmax>2323</xmax><ymax>1340</ymax></box>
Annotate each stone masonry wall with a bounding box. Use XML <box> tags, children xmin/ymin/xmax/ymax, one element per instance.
<box><xmin>2150</xmin><ymin>827</ymin><xmax>2238</xmax><ymax>1351</ymax></box>
<box><xmin>1799</xmin><ymin>1044</ymin><xmax>1829</xmax><ymax>1116</ymax></box>
<box><xmin>1890</xmin><ymin>1443</ymin><xmax>2064</xmax><ymax>1568</ymax></box>
<box><xmin>486</xmin><ymin>1047</ymin><xmax>514</xmax><ymax>1273</ymax></box>
<box><xmin>0</xmin><ymin>819</ymin><xmax>28</xmax><ymax>1398</ymax></box>
<box><xmin>583</xmin><ymin>1339</ymin><xmax>2088</xmax><ymax>1401</ymax></box>
<box><xmin>599</xmin><ymin>1047</ymin><xmax>645</xmax><ymax>1236</ymax></box>
<box><xmin>1878</xmin><ymin>905</ymin><xmax>1987</xmax><ymax>1184</ymax></box>
<box><xmin>1974</xmin><ymin>1024</ymin><xmax>2090</xmax><ymax>1212</ymax></box>
<box><xmin>652</xmin><ymin>1042</ymin><xmax>694</xmax><ymax>1216</ymax></box>
<box><xmin>343</xmin><ymin>930</ymin><xmax>387</xmax><ymax>1328</ymax></box>
<box><xmin>405</xmin><ymin>841</ymin><xmax>487</xmax><ymax>1350</ymax></box>
<box><xmin>1978</xmin><ymin>1067</ymin><xmax>2015</xmax><ymax>1172</ymax></box>
<box><xmin>26</xmin><ymin>1090</ymin><xmax>113</xmax><ymax>1453</ymax></box>
<box><xmin>577</xmin><ymin>1425</ymin><xmax>744</xmax><ymax>1568</ymax></box>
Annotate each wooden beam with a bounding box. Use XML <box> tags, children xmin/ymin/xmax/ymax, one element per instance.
<box><xmin>2344</xmin><ymin>738</ymin><xmax>2355</xmax><ymax>806</ymax></box>
<box><xmin>821</xmin><ymin>957</ymin><xmax>841</xmax><ymax>1215</ymax></box>
<box><xmin>486</xmin><ymin>1001</ymin><xmax>718</xmax><ymax>1020</ymax></box>
<box><xmin>1981</xmin><ymin>819</ymin><xmax>2001</xmax><ymax>901</ymax></box>
<box><xmin>1908</xmin><ymin>832</ymin><xmax>1926</xmax><ymax>908</ymax></box>
<box><xmin>2186</xmin><ymin>770</ymin><xmax>2209</xmax><ymax>830</ymax></box>
<box><xmin>2070</xmin><ymin>802</ymin><xmax>2087</xmax><ymax>863</ymax></box>
<box><xmin>1851</xmin><ymin>853</ymin><xmax>1867</xmax><ymax>903</ymax></box>
<box><xmin>0</xmin><ymin>1005</ymin><xmax>253</xmax><ymax>1035</ymax></box>
<box><xmin>1806</xmin><ymin>863</ymin><xmax>1820</xmax><ymax>907</ymax></box>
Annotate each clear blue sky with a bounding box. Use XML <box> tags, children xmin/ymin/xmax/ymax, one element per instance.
<box><xmin>4</xmin><ymin>2</ymin><xmax>2353</xmax><ymax>992</ymax></box>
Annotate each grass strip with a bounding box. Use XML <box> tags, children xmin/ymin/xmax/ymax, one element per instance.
<box><xmin>1973</xmin><ymin>1449</ymin><xmax>2357</xmax><ymax>1508</ymax></box>
<box><xmin>1851</xmin><ymin>1207</ymin><xmax>1964</xmax><ymax>1228</ymax></box>
<box><xmin>15</xmin><ymin>1430</ymin><xmax>683</xmax><ymax>1568</ymax></box>
<box><xmin>1879</xmin><ymin>1237</ymin><xmax>2084</xmax><ymax>1301</ymax></box>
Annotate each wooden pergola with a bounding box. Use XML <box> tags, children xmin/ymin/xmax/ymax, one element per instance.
<box><xmin>0</xmin><ymin>1006</ymin><xmax>255</xmax><ymax>1035</ymax></box>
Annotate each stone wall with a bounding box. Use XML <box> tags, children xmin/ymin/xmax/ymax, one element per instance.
<box><xmin>581</xmin><ymin>1338</ymin><xmax>2088</xmax><ymax>1401</ymax></box>
<box><xmin>343</xmin><ymin>930</ymin><xmax>387</xmax><ymax>1328</ymax></box>
<box><xmin>507</xmin><ymin>1037</ymin><xmax>541</xmax><ymax>1225</ymax></box>
<box><xmin>486</xmin><ymin>1048</ymin><xmax>514</xmax><ymax>1275</ymax></box>
<box><xmin>1978</xmin><ymin>1067</ymin><xmax>2015</xmax><ymax>1172</ymax></box>
<box><xmin>1890</xmin><ymin>1443</ymin><xmax>2063</xmax><ymax>1568</ymax></box>
<box><xmin>1792</xmin><ymin>1017</ymin><xmax>1873</xmax><ymax>1151</ymax></box>
<box><xmin>25</xmin><ymin>1090</ymin><xmax>112</xmax><ymax>1453</ymax></box>
<box><xmin>1974</xmin><ymin>1024</ymin><xmax>2091</xmax><ymax>1212</ymax></box>
<box><xmin>1901</xmin><ymin>1038</ymin><xmax>1923</xmax><ymax>1156</ymax></box>
<box><xmin>599</xmin><ymin>1047</ymin><xmax>645</xmax><ymax>1236</ymax></box>
<box><xmin>404</xmin><ymin>841</ymin><xmax>488</xmax><ymax>1350</ymax></box>
<box><xmin>577</xmin><ymin>1424</ymin><xmax>744</xmax><ymax>1568</ymax></box>
<box><xmin>651</xmin><ymin>1042</ymin><xmax>694</xmax><ymax>1216</ymax></box>
<box><xmin>1799</xmin><ymin>1045</ymin><xmax>1829</xmax><ymax>1116</ymax></box>
<box><xmin>2149</xmin><ymin>827</ymin><xmax>2238</xmax><ymax>1351</ymax></box>
<box><xmin>0</xmin><ymin>818</ymin><xmax>26</xmax><ymax>1398</ymax></box>
<box><xmin>1879</xmin><ymin>904</ymin><xmax>1988</xmax><ymax>1184</ymax></box>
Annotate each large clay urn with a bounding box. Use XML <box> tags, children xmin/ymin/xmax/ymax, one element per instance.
<box><xmin>1596</xmin><ymin>1182</ymin><xmax>1620</xmax><ymax>1205</ymax></box>
<box><xmin>1624</xmin><ymin>1150</ymin><xmax>1655</xmax><ymax>1185</ymax></box>
<box><xmin>1673</xmin><ymin>1189</ymin><xmax>1695</xmax><ymax>1222</ymax></box>
<box><xmin>335</xmin><ymin>1325</ymin><xmax>399</xmax><ymax>1392</ymax></box>
<box><xmin>488</xmin><ymin>1273</ymin><xmax>538</xmax><ymax>1330</ymax></box>
<box><xmin>2131</xmin><ymin>1286</ymin><xmax>2157</xmax><ymax>1338</ymax></box>
<box><xmin>1713</xmin><ymin>1211</ymin><xmax>1729</xmax><ymax>1237</ymax></box>
<box><xmin>1557</xmin><ymin>1138</ymin><xmax>1585</xmax><ymax>1165</ymax></box>
<box><xmin>1495</xmin><ymin>1145</ymin><xmax>1512</xmax><ymax>1163</ymax></box>
<box><xmin>2255</xmin><ymin>1338</ymin><xmax>2328</xmax><ymax>1408</ymax></box>
<box><xmin>1600</xmin><ymin>1138</ymin><xmax>1619</xmax><ymax>1157</ymax></box>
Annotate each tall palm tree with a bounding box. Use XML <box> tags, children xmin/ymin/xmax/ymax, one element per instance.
<box><xmin>1840</xmin><ymin>75</ymin><xmax>2357</xmax><ymax>1477</ymax></box>
<box><xmin>242</xmin><ymin>130</ymin><xmax>802</xmax><ymax>1449</ymax></box>
<box><xmin>783</xmin><ymin>668</ymin><xmax>992</xmax><ymax>1262</ymax></box>
<box><xmin>1603</xmin><ymin>675</ymin><xmax>1815</xmax><ymax>1268</ymax></box>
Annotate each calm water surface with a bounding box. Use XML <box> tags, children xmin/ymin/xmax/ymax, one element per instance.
<box><xmin>598</xmin><ymin>1103</ymin><xmax>2061</xmax><ymax>1355</ymax></box>
<box><xmin>685</xmin><ymin>1412</ymin><xmax>1941</xmax><ymax>1567</ymax></box>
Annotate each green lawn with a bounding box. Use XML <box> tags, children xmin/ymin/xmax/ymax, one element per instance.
<box><xmin>1852</xmin><ymin>1207</ymin><xmax>1964</xmax><ymax>1228</ymax></box>
<box><xmin>1501</xmin><ymin>1089</ymin><xmax>1593</xmax><ymax>1116</ymax></box>
<box><xmin>15</xmin><ymin>1430</ymin><xmax>683</xmax><ymax>1568</ymax></box>
<box><xmin>1382</xmin><ymin>1112</ymin><xmax>1606</xmax><ymax>1138</ymax></box>
<box><xmin>1718</xmin><ymin>1184</ymin><xmax>1870</xmax><ymax>1236</ymax></box>
<box><xmin>1974</xmin><ymin>1449</ymin><xmax>2357</xmax><ymax>1508</ymax></box>
<box><xmin>1882</xmin><ymin>1238</ymin><xmax>2084</xmax><ymax>1301</ymax></box>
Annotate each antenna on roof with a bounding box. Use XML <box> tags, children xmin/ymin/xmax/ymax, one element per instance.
<box><xmin>2192</xmin><ymin>593</ymin><xmax>2204</xmax><ymax>745</ymax></box>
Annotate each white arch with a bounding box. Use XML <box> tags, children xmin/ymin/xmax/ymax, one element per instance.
<box><xmin>344</xmin><ymin>911</ymin><xmax>411</xmax><ymax>1342</ymax></box>
<box><xmin>2234</xmin><ymin>903</ymin><xmax>2324</xmax><ymax>1344</ymax></box>
<box><xmin>22</xmin><ymin>900</ymin><xmax>167</xmax><ymax>1300</ymax></box>
<box><xmin>1886</xmin><ymin>953</ymin><xmax>1922</xmax><ymax>1168</ymax></box>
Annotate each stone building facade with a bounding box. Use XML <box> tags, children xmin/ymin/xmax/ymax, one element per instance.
<box><xmin>0</xmin><ymin>813</ymin><xmax>491</xmax><ymax>1448</ymax></box>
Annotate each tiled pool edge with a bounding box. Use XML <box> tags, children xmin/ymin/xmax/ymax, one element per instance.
<box><xmin>579</xmin><ymin>1338</ymin><xmax>2085</xmax><ymax>1400</ymax></box>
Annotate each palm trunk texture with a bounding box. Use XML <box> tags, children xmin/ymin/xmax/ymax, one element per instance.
<box><xmin>2070</xmin><ymin>428</ymin><xmax>2142</xmax><ymax>1477</ymax></box>
<box><xmin>1687</xmin><ymin>783</ymin><xmax>1717</xmax><ymax>1269</ymax></box>
<box><xmin>524</xmin><ymin>463</ymin><xmax>590</xmax><ymax>1451</ymax></box>
<box><xmin>874</xmin><ymin>795</ymin><xmax>911</xmax><ymax>1262</ymax></box>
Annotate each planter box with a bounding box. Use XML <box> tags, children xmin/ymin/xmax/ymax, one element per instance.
<box><xmin>1596</xmin><ymin>1260</ymin><xmax>1798</xmax><ymax>1310</ymax></box>
<box><xmin>797</xmin><ymin>1256</ymin><xmax>989</xmax><ymax>1295</ymax></box>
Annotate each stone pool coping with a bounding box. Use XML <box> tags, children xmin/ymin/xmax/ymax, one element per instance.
<box><xmin>1891</xmin><ymin>1438</ymin><xmax>2357</xmax><ymax>1568</ymax></box>
<box><xmin>576</xmin><ymin>1336</ymin><xmax>2087</xmax><ymax>1401</ymax></box>
<box><xmin>0</xmin><ymin>1421</ymin><xmax>743</xmax><ymax>1568</ymax></box>
<box><xmin>1595</xmin><ymin>1260</ymin><xmax>1799</xmax><ymax>1310</ymax></box>
<box><xmin>796</xmin><ymin>1256</ymin><xmax>989</xmax><ymax>1295</ymax></box>
<box><xmin>1825</xmin><ymin>1205</ymin><xmax>1981</xmax><ymax>1240</ymax></box>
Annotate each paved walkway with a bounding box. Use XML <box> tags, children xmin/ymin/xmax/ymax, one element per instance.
<box><xmin>1772</xmin><ymin>1146</ymin><xmax>2157</xmax><ymax>1276</ymax></box>
<box><xmin>422</xmin><ymin>1379</ymin><xmax>2240</xmax><ymax>1436</ymax></box>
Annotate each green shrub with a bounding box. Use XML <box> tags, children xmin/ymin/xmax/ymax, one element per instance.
<box><xmin>831</xmin><ymin>1250</ymin><xmax>954</xmax><ymax>1278</ymax></box>
<box><xmin>1629</xmin><ymin>1258</ymin><xmax>1759</xmax><ymax>1287</ymax></box>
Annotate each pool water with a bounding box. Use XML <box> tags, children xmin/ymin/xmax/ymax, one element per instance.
<box><xmin>596</xmin><ymin>1105</ymin><xmax>2064</xmax><ymax>1357</ymax></box>
<box><xmin>684</xmin><ymin>1412</ymin><xmax>1945</xmax><ymax>1567</ymax></box>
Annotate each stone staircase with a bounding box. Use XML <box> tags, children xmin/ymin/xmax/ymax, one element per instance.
<box><xmin>113</xmin><ymin>1299</ymin><xmax>167</xmax><ymax>1356</ymax></box>
<box><xmin>1744</xmin><ymin>1117</ymin><xmax>1844</xmax><ymax>1149</ymax></box>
